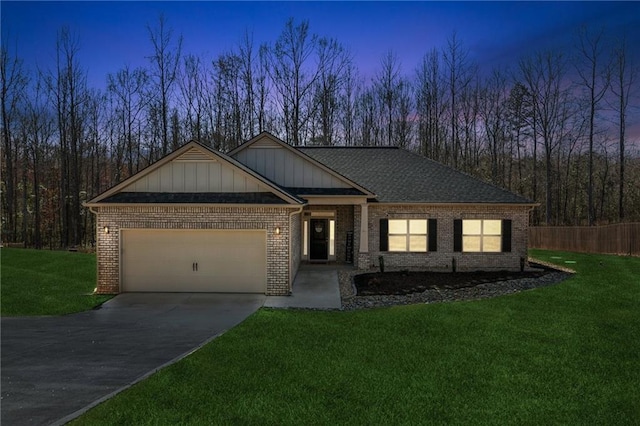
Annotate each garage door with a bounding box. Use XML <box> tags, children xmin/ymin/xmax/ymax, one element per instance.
<box><xmin>121</xmin><ymin>229</ymin><xmax>267</xmax><ymax>293</ymax></box>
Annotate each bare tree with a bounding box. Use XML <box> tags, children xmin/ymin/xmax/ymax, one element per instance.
<box><xmin>147</xmin><ymin>14</ymin><xmax>182</xmax><ymax>155</ymax></box>
<box><xmin>1</xmin><ymin>39</ymin><xmax>28</xmax><ymax>243</ymax></box>
<box><xmin>355</xmin><ymin>86</ymin><xmax>381</xmax><ymax>146</ymax></box>
<box><xmin>479</xmin><ymin>69</ymin><xmax>510</xmax><ymax>185</ymax></box>
<box><xmin>459</xmin><ymin>80</ymin><xmax>481</xmax><ymax>173</ymax></box>
<box><xmin>374</xmin><ymin>50</ymin><xmax>402</xmax><ymax>146</ymax></box>
<box><xmin>238</xmin><ymin>31</ymin><xmax>257</xmax><ymax>138</ymax></box>
<box><xmin>416</xmin><ymin>48</ymin><xmax>448</xmax><ymax>161</ymax></box>
<box><xmin>609</xmin><ymin>35</ymin><xmax>637</xmax><ymax>221</ymax></box>
<box><xmin>211</xmin><ymin>51</ymin><xmax>243</xmax><ymax>150</ymax></box>
<box><xmin>107</xmin><ymin>65</ymin><xmax>150</xmax><ymax>179</ymax></box>
<box><xmin>269</xmin><ymin>18</ymin><xmax>320</xmax><ymax>145</ymax></box>
<box><xmin>506</xmin><ymin>82</ymin><xmax>532</xmax><ymax>195</ymax></box>
<box><xmin>21</xmin><ymin>74</ymin><xmax>55</xmax><ymax>248</ymax></box>
<box><xmin>520</xmin><ymin>50</ymin><xmax>573</xmax><ymax>225</ymax></box>
<box><xmin>45</xmin><ymin>27</ymin><xmax>90</xmax><ymax>246</ymax></box>
<box><xmin>339</xmin><ymin>63</ymin><xmax>358</xmax><ymax>146</ymax></box>
<box><xmin>178</xmin><ymin>54</ymin><xmax>207</xmax><ymax>143</ymax></box>
<box><xmin>575</xmin><ymin>26</ymin><xmax>611</xmax><ymax>225</ymax></box>
<box><xmin>393</xmin><ymin>77</ymin><xmax>413</xmax><ymax>149</ymax></box>
<box><xmin>256</xmin><ymin>43</ymin><xmax>271</xmax><ymax>134</ymax></box>
<box><xmin>313</xmin><ymin>37</ymin><xmax>351</xmax><ymax>145</ymax></box>
<box><xmin>443</xmin><ymin>32</ymin><xmax>475</xmax><ymax>167</ymax></box>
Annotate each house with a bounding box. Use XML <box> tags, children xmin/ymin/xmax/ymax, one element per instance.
<box><xmin>85</xmin><ymin>132</ymin><xmax>535</xmax><ymax>295</ymax></box>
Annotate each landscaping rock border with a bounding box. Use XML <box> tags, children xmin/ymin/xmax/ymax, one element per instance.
<box><xmin>339</xmin><ymin>261</ymin><xmax>574</xmax><ymax>310</ymax></box>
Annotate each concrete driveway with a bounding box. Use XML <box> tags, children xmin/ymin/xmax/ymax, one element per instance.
<box><xmin>1</xmin><ymin>293</ymin><xmax>265</xmax><ymax>426</ymax></box>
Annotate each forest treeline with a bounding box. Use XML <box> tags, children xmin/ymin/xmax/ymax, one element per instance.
<box><xmin>1</xmin><ymin>16</ymin><xmax>638</xmax><ymax>248</ymax></box>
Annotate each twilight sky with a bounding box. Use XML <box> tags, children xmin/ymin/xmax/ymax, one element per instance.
<box><xmin>2</xmin><ymin>1</ymin><xmax>639</xmax><ymax>140</ymax></box>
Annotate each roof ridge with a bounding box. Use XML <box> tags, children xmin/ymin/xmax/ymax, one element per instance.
<box><xmin>300</xmin><ymin>146</ymin><xmax>400</xmax><ymax>149</ymax></box>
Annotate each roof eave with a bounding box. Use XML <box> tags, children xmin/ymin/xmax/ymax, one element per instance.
<box><xmin>84</xmin><ymin>201</ymin><xmax>305</xmax><ymax>209</ymax></box>
<box><xmin>372</xmin><ymin>201</ymin><xmax>538</xmax><ymax>207</ymax></box>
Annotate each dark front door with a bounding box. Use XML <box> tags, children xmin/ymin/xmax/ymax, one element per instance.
<box><xmin>310</xmin><ymin>219</ymin><xmax>329</xmax><ymax>260</ymax></box>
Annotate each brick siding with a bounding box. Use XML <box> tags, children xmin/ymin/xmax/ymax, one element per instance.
<box><xmin>94</xmin><ymin>203</ymin><xmax>530</xmax><ymax>296</ymax></box>
<box><xmin>94</xmin><ymin>205</ymin><xmax>295</xmax><ymax>295</ymax></box>
<box><xmin>361</xmin><ymin>204</ymin><xmax>530</xmax><ymax>271</ymax></box>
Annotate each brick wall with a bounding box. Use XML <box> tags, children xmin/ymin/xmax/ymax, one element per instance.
<box><xmin>360</xmin><ymin>204</ymin><xmax>530</xmax><ymax>271</ymax></box>
<box><xmin>94</xmin><ymin>205</ymin><xmax>295</xmax><ymax>295</ymax></box>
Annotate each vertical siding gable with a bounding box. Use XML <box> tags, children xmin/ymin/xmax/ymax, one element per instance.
<box><xmin>232</xmin><ymin>144</ymin><xmax>353</xmax><ymax>189</ymax></box>
<box><xmin>118</xmin><ymin>150</ymin><xmax>274</xmax><ymax>194</ymax></box>
<box><xmin>209</xmin><ymin>162</ymin><xmax>222</xmax><ymax>191</ymax></box>
<box><xmin>172</xmin><ymin>162</ymin><xmax>185</xmax><ymax>192</ymax></box>
<box><xmin>147</xmin><ymin>169</ymin><xmax>160</xmax><ymax>191</ymax></box>
<box><xmin>196</xmin><ymin>162</ymin><xmax>209</xmax><ymax>192</ymax></box>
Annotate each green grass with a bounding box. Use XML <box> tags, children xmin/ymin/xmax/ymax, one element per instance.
<box><xmin>74</xmin><ymin>250</ymin><xmax>640</xmax><ymax>425</ymax></box>
<box><xmin>1</xmin><ymin>248</ymin><xmax>112</xmax><ymax>316</ymax></box>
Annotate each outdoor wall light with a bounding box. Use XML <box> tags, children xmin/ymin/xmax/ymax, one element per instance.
<box><xmin>104</xmin><ymin>226</ymin><xmax>109</xmax><ymax>234</ymax></box>
<box><xmin>275</xmin><ymin>227</ymin><xmax>281</xmax><ymax>235</ymax></box>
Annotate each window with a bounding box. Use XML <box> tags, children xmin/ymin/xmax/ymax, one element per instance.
<box><xmin>388</xmin><ymin>219</ymin><xmax>427</xmax><ymax>252</ymax></box>
<box><xmin>303</xmin><ymin>221</ymin><xmax>308</xmax><ymax>256</ymax></box>
<box><xmin>329</xmin><ymin>219</ymin><xmax>335</xmax><ymax>256</ymax></box>
<box><xmin>462</xmin><ymin>219</ymin><xmax>502</xmax><ymax>252</ymax></box>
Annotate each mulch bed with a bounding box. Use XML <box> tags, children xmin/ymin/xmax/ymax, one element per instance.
<box><xmin>354</xmin><ymin>265</ymin><xmax>554</xmax><ymax>296</ymax></box>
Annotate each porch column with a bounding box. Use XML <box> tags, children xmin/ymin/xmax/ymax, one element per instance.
<box><xmin>359</xmin><ymin>203</ymin><xmax>369</xmax><ymax>253</ymax></box>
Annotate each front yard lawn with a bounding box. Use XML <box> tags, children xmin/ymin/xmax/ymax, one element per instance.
<box><xmin>1</xmin><ymin>248</ymin><xmax>111</xmax><ymax>316</ymax></box>
<box><xmin>74</xmin><ymin>250</ymin><xmax>639</xmax><ymax>425</ymax></box>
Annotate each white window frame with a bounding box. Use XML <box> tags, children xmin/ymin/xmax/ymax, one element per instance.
<box><xmin>303</xmin><ymin>221</ymin><xmax>308</xmax><ymax>256</ymax></box>
<box><xmin>302</xmin><ymin>211</ymin><xmax>337</xmax><ymax>260</ymax></box>
<box><xmin>462</xmin><ymin>219</ymin><xmax>502</xmax><ymax>253</ymax></box>
<box><xmin>388</xmin><ymin>219</ymin><xmax>428</xmax><ymax>252</ymax></box>
<box><xmin>329</xmin><ymin>219</ymin><xmax>335</xmax><ymax>256</ymax></box>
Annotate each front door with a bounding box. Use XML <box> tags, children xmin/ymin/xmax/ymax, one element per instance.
<box><xmin>309</xmin><ymin>218</ymin><xmax>329</xmax><ymax>261</ymax></box>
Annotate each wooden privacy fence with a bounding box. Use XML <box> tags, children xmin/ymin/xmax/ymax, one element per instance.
<box><xmin>529</xmin><ymin>223</ymin><xmax>640</xmax><ymax>255</ymax></box>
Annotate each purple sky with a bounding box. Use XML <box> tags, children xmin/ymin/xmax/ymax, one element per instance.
<box><xmin>2</xmin><ymin>1</ymin><xmax>640</xmax><ymax>140</ymax></box>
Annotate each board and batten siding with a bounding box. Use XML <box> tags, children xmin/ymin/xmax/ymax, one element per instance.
<box><xmin>233</xmin><ymin>145</ymin><xmax>350</xmax><ymax>189</ymax></box>
<box><xmin>124</xmin><ymin>159</ymin><xmax>268</xmax><ymax>193</ymax></box>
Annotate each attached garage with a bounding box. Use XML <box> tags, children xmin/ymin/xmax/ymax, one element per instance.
<box><xmin>87</xmin><ymin>139</ymin><xmax>305</xmax><ymax>296</ymax></box>
<box><xmin>120</xmin><ymin>229</ymin><xmax>267</xmax><ymax>293</ymax></box>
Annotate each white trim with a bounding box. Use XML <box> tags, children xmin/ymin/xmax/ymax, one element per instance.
<box><xmin>359</xmin><ymin>203</ymin><xmax>369</xmax><ymax>254</ymax></box>
<box><xmin>304</xmin><ymin>196</ymin><xmax>368</xmax><ymax>205</ymax></box>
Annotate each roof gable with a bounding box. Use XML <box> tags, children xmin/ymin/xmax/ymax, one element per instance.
<box><xmin>229</xmin><ymin>132</ymin><xmax>375</xmax><ymax>197</ymax></box>
<box><xmin>86</xmin><ymin>141</ymin><xmax>302</xmax><ymax>205</ymax></box>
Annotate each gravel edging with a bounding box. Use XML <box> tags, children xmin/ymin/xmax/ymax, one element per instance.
<box><xmin>339</xmin><ymin>265</ymin><xmax>573</xmax><ymax>311</ymax></box>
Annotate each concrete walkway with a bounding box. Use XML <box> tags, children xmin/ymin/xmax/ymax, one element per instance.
<box><xmin>1</xmin><ymin>293</ymin><xmax>265</xmax><ymax>426</ymax></box>
<box><xmin>264</xmin><ymin>263</ymin><xmax>347</xmax><ymax>309</ymax></box>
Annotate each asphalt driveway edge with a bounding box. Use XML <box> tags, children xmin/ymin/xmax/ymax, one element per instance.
<box><xmin>51</xmin><ymin>329</ymin><xmax>229</xmax><ymax>426</ymax></box>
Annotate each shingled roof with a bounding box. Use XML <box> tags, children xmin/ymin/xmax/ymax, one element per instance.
<box><xmin>299</xmin><ymin>147</ymin><xmax>533</xmax><ymax>204</ymax></box>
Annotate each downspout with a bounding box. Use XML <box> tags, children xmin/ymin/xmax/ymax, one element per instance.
<box><xmin>288</xmin><ymin>205</ymin><xmax>304</xmax><ymax>294</ymax></box>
